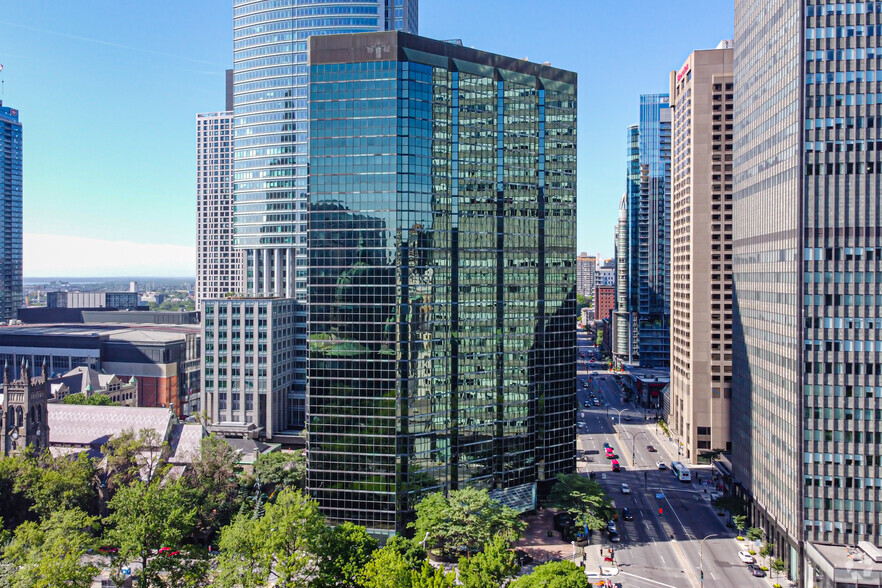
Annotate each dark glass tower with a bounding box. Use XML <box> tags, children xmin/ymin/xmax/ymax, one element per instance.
<box><xmin>0</xmin><ymin>101</ymin><xmax>22</xmax><ymax>324</ymax></box>
<box><xmin>306</xmin><ymin>31</ymin><xmax>577</xmax><ymax>535</ymax></box>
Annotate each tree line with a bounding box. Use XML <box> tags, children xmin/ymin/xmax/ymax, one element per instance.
<box><xmin>0</xmin><ymin>431</ymin><xmax>605</xmax><ymax>587</ymax></box>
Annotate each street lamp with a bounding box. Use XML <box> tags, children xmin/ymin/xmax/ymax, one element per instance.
<box><xmin>699</xmin><ymin>533</ymin><xmax>718</xmax><ymax>586</ymax></box>
<box><xmin>627</xmin><ymin>431</ymin><xmax>647</xmax><ymax>464</ymax></box>
<box><xmin>606</xmin><ymin>406</ymin><xmax>627</xmax><ymax>425</ymax></box>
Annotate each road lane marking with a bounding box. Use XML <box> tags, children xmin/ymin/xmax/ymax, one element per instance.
<box><xmin>618</xmin><ymin>571</ymin><xmax>680</xmax><ymax>588</ymax></box>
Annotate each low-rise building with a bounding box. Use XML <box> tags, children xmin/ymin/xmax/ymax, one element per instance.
<box><xmin>47</xmin><ymin>366</ymin><xmax>139</xmax><ymax>406</ymax></box>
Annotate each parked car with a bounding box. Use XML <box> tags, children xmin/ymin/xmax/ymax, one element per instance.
<box><xmin>748</xmin><ymin>564</ymin><xmax>766</xmax><ymax>577</ymax></box>
<box><xmin>621</xmin><ymin>483</ymin><xmax>631</xmax><ymax>494</ymax></box>
<box><xmin>737</xmin><ymin>551</ymin><xmax>756</xmax><ymax>564</ymax></box>
<box><xmin>622</xmin><ymin>507</ymin><xmax>633</xmax><ymax>521</ymax></box>
<box><xmin>623</xmin><ymin>415</ymin><xmax>631</xmax><ymax>421</ymax></box>
<box><xmin>647</xmin><ymin>445</ymin><xmax>657</xmax><ymax>452</ymax></box>
<box><xmin>656</xmin><ymin>461</ymin><xmax>666</xmax><ymax>469</ymax></box>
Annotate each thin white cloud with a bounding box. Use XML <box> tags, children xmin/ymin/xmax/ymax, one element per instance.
<box><xmin>24</xmin><ymin>233</ymin><xmax>194</xmax><ymax>277</ymax></box>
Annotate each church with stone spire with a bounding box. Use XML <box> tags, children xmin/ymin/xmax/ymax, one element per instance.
<box><xmin>0</xmin><ymin>359</ymin><xmax>50</xmax><ymax>456</ymax></box>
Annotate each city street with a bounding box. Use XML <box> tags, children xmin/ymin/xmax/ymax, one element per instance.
<box><xmin>574</xmin><ymin>331</ymin><xmax>759</xmax><ymax>588</ymax></box>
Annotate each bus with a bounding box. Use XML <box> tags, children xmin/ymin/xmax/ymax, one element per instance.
<box><xmin>671</xmin><ymin>461</ymin><xmax>691</xmax><ymax>482</ymax></box>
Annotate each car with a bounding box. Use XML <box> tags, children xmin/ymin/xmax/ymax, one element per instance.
<box><xmin>584</xmin><ymin>401</ymin><xmax>590</xmax><ymax>407</ymax></box>
<box><xmin>607</xmin><ymin>520</ymin><xmax>617</xmax><ymax>533</ymax></box>
<box><xmin>603</xmin><ymin>442</ymin><xmax>611</xmax><ymax>449</ymax></box>
<box><xmin>608</xmin><ymin>530</ymin><xmax>621</xmax><ymax>542</ymax></box>
<box><xmin>647</xmin><ymin>445</ymin><xmax>657</xmax><ymax>452</ymax></box>
<box><xmin>611</xmin><ymin>459</ymin><xmax>620</xmax><ymax>471</ymax></box>
<box><xmin>738</xmin><ymin>551</ymin><xmax>756</xmax><ymax>564</ymax></box>
<box><xmin>748</xmin><ymin>564</ymin><xmax>766</xmax><ymax>577</ymax></box>
<box><xmin>622</xmin><ymin>507</ymin><xmax>633</xmax><ymax>521</ymax></box>
<box><xmin>593</xmin><ymin>399</ymin><xmax>601</xmax><ymax>406</ymax></box>
<box><xmin>98</xmin><ymin>546</ymin><xmax>119</xmax><ymax>555</ymax></box>
<box><xmin>623</xmin><ymin>415</ymin><xmax>631</xmax><ymax>421</ymax></box>
<box><xmin>621</xmin><ymin>483</ymin><xmax>631</xmax><ymax>494</ymax></box>
<box><xmin>656</xmin><ymin>461</ymin><xmax>666</xmax><ymax>469</ymax></box>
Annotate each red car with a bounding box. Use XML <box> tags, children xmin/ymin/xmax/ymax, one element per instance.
<box><xmin>98</xmin><ymin>546</ymin><xmax>119</xmax><ymax>555</ymax></box>
<box><xmin>647</xmin><ymin>445</ymin><xmax>657</xmax><ymax>452</ymax></box>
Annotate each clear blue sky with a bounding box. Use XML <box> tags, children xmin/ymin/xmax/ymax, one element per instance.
<box><xmin>0</xmin><ymin>0</ymin><xmax>733</xmax><ymax>277</ymax></box>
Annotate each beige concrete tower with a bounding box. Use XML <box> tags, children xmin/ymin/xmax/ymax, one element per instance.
<box><xmin>668</xmin><ymin>42</ymin><xmax>734</xmax><ymax>463</ymax></box>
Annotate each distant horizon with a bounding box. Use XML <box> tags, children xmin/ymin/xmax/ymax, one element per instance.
<box><xmin>23</xmin><ymin>276</ymin><xmax>195</xmax><ymax>283</ymax></box>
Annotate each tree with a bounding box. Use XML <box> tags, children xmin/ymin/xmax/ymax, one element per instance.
<box><xmin>545</xmin><ymin>473</ymin><xmax>615</xmax><ymax>532</ymax></box>
<box><xmin>104</xmin><ymin>478</ymin><xmax>197</xmax><ymax>588</ymax></box>
<box><xmin>358</xmin><ymin>537</ymin><xmax>427</xmax><ymax>588</ymax></box>
<box><xmin>62</xmin><ymin>392</ymin><xmax>118</xmax><ymax>406</ymax></box>
<box><xmin>411</xmin><ymin>488</ymin><xmax>526</xmax><ymax>559</ymax></box>
<box><xmin>315</xmin><ymin>521</ymin><xmax>378</xmax><ymax>588</ymax></box>
<box><xmin>770</xmin><ymin>557</ymin><xmax>787</xmax><ymax>580</ymax></box>
<box><xmin>216</xmin><ymin>488</ymin><xmax>325</xmax><ymax>587</ymax></box>
<box><xmin>12</xmin><ymin>448</ymin><xmax>97</xmax><ymax>519</ymax></box>
<box><xmin>251</xmin><ymin>450</ymin><xmax>306</xmax><ymax>493</ymax></box>
<box><xmin>746</xmin><ymin>527</ymin><xmax>764</xmax><ymax>541</ymax></box>
<box><xmin>1</xmin><ymin>508</ymin><xmax>99</xmax><ymax>588</ymax></box>
<box><xmin>732</xmin><ymin>514</ymin><xmax>747</xmax><ymax>535</ymax></box>
<box><xmin>0</xmin><ymin>457</ymin><xmax>31</xmax><ymax>531</ymax></box>
<box><xmin>760</xmin><ymin>541</ymin><xmax>773</xmax><ymax>567</ymax></box>
<box><xmin>457</xmin><ymin>535</ymin><xmax>519</xmax><ymax>588</ymax></box>
<box><xmin>509</xmin><ymin>560</ymin><xmax>588</xmax><ymax>588</ymax></box>
<box><xmin>411</xmin><ymin>560</ymin><xmax>456</xmax><ymax>588</ymax></box>
<box><xmin>182</xmin><ymin>435</ymin><xmax>242</xmax><ymax>540</ymax></box>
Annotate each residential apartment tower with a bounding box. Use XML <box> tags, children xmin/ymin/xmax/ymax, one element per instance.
<box><xmin>0</xmin><ymin>101</ymin><xmax>22</xmax><ymax>324</ymax></box>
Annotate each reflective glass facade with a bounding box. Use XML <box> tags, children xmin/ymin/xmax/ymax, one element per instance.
<box><xmin>624</xmin><ymin>97</ymin><xmax>671</xmax><ymax>368</ymax></box>
<box><xmin>734</xmin><ymin>0</ymin><xmax>882</xmax><ymax>579</ymax></box>
<box><xmin>0</xmin><ymin>102</ymin><xmax>22</xmax><ymax>324</ymax></box>
<box><xmin>307</xmin><ymin>32</ymin><xmax>577</xmax><ymax>534</ymax></box>
<box><xmin>232</xmin><ymin>0</ymin><xmax>417</xmax><ymax>299</ymax></box>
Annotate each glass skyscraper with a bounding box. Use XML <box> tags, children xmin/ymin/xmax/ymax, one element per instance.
<box><xmin>306</xmin><ymin>31</ymin><xmax>577</xmax><ymax>535</ymax></box>
<box><xmin>733</xmin><ymin>1</ymin><xmax>882</xmax><ymax>584</ymax></box>
<box><xmin>0</xmin><ymin>101</ymin><xmax>22</xmax><ymax>324</ymax></box>
<box><xmin>232</xmin><ymin>0</ymin><xmax>417</xmax><ymax>300</ymax></box>
<box><xmin>621</xmin><ymin>96</ymin><xmax>671</xmax><ymax>368</ymax></box>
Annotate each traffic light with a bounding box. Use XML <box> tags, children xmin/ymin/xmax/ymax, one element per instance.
<box><xmin>659</xmin><ymin>507</ymin><xmax>663</xmax><ymax>516</ymax></box>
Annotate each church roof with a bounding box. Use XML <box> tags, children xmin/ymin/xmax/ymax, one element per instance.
<box><xmin>47</xmin><ymin>404</ymin><xmax>175</xmax><ymax>449</ymax></box>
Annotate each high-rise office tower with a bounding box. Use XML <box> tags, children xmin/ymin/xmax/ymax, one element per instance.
<box><xmin>0</xmin><ymin>101</ymin><xmax>22</xmax><ymax>324</ymax></box>
<box><xmin>307</xmin><ymin>31</ymin><xmax>577</xmax><ymax>535</ymax></box>
<box><xmin>196</xmin><ymin>71</ymin><xmax>239</xmax><ymax>308</ymax></box>
<box><xmin>576</xmin><ymin>252</ymin><xmax>596</xmax><ymax>298</ymax></box>
<box><xmin>232</xmin><ymin>0</ymin><xmax>418</xmax><ymax>299</ymax></box>
<box><xmin>733</xmin><ymin>2</ymin><xmax>882</xmax><ymax>583</ymax></box>
<box><xmin>613</xmin><ymin>192</ymin><xmax>634</xmax><ymax>364</ymax></box>
<box><xmin>668</xmin><ymin>43</ymin><xmax>734</xmax><ymax>463</ymax></box>
<box><xmin>623</xmin><ymin>97</ymin><xmax>671</xmax><ymax>368</ymax></box>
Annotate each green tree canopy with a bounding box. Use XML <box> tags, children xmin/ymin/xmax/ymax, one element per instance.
<box><xmin>1</xmin><ymin>508</ymin><xmax>99</xmax><ymax>588</ymax></box>
<box><xmin>545</xmin><ymin>473</ymin><xmax>615</xmax><ymax>531</ymax></box>
<box><xmin>315</xmin><ymin>521</ymin><xmax>378</xmax><ymax>588</ymax></box>
<box><xmin>358</xmin><ymin>537</ymin><xmax>427</xmax><ymax>588</ymax></box>
<box><xmin>216</xmin><ymin>488</ymin><xmax>326</xmax><ymax>587</ymax></box>
<box><xmin>410</xmin><ymin>487</ymin><xmax>526</xmax><ymax>558</ymax></box>
<box><xmin>62</xmin><ymin>392</ymin><xmax>118</xmax><ymax>406</ymax></box>
<box><xmin>181</xmin><ymin>435</ymin><xmax>242</xmax><ymax>540</ymax></box>
<box><xmin>746</xmin><ymin>527</ymin><xmax>764</xmax><ymax>541</ymax></box>
<box><xmin>251</xmin><ymin>450</ymin><xmax>305</xmax><ymax>493</ymax></box>
<box><xmin>104</xmin><ymin>478</ymin><xmax>197</xmax><ymax>588</ymax></box>
<box><xmin>510</xmin><ymin>560</ymin><xmax>588</xmax><ymax>588</ymax></box>
<box><xmin>457</xmin><ymin>534</ymin><xmax>519</xmax><ymax>588</ymax></box>
<box><xmin>12</xmin><ymin>448</ymin><xmax>97</xmax><ymax>519</ymax></box>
